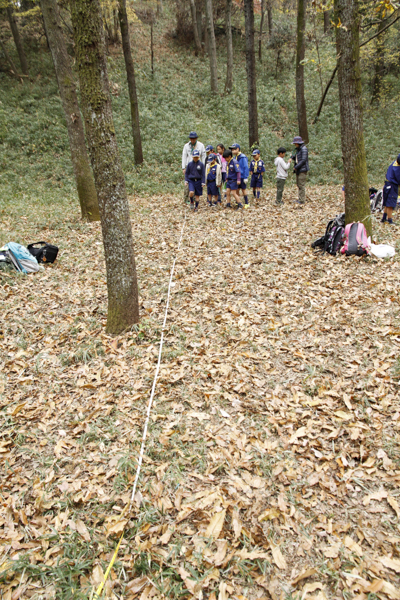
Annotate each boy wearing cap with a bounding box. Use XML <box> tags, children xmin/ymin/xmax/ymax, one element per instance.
<box><xmin>381</xmin><ymin>154</ymin><xmax>400</xmax><ymax>224</ymax></box>
<box><xmin>230</xmin><ymin>144</ymin><xmax>250</xmax><ymax>208</ymax></box>
<box><xmin>185</xmin><ymin>150</ymin><xmax>205</xmax><ymax>211</ymax></box>
<box><xmin>292</xmin><ymin>135</ymin><xmax>309</xmax><ymax>206</ymax></box>
<box><xmin>206</xmin><ymin>145</ymin><xmax>222</xmax><ymax>167</ymax></box>
<box><xmin>223</xmin><ymin>149</ymin><xmax>242</xmax><ymax>209</ymax></box>
<box><xmin>206</xmin><ymin>153</ymin><xmax>222</xmax><ymax>207</ymax></box>
<box><xmin>274</xmin><ymin>147</ymin><xmax>292</xmax><ymax>205</ymax></box>
<box><xmin>249</xmin><ymin>149</ymin><xmax>265</xmax><ymax>202</ymax></box>
<box><xmin>182</xmin><ymin>132</ymin><xmax>206</xmax><ymax>203</ymax></box>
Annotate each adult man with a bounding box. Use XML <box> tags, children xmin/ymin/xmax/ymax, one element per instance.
<box><xmin>292</xmin><ymin>135</ymin><xmax>309</xmax><ymax>206</ymax></box>
<box><xmin>182</xmin><ymin>132</ymin><xmax>206</xmax><ymax>202</ymax></box>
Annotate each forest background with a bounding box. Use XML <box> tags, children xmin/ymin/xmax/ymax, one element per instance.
<box><xmin>1</xmin><ymin>0</ymin><xmax>400</xmax><ymax>211</ymax></box>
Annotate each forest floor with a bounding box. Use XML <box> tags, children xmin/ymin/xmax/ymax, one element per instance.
<box><xmin>1</xmin><ymin>186</ymin><xmax>400</xmax><ymax>600</ymax></box>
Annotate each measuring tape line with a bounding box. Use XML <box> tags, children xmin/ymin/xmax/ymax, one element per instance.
<box><xmin>92</xmin><ymin>209</ymin><xmax>187</xmax><ymax>599</ymax></box>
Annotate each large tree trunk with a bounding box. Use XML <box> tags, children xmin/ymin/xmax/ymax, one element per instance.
<box><xmin>371</xmin><ymin>33</ymin><xmax>385</xmax><ymax>105</ymax></box>
<box><xmin>205</xmin><ymin>0</ymin><xmax>218</xmax><ymax>92</ymax></box>
<box><xmin>259</xmin><ymin>0</ymin><xmax>265</xmax><ymax>62</ymax></box>
<box><xmin>244</xmin><ymin>0</ymin><xmax>259</xmax><ymax>146</ymax></box>
<box><xmin>335</xmin><ymin>0</ymin><xmax>371</xmax><ymax>235</ymax></box>
<box><xmin>118</xmin><ymin>0</ymin><xmax>144</xmax><ymax>165</ymax></box>
<box><xmin>40</xmin><ymin>0</ymin><xmax>99</xmax><ymax>221</ymax></box>
<box><xmin>190</xmin><ymin>0</ymin><xmax>202</xmax><ymax>55</ymax></box>
<box><xmin>225</xmin><ymin>0</ymin><xmax>233</xmax><ymax>94</ymax></box>
<box><xmin>70</xmin><ymin>0</ymin><xmax>140</xmax><ymax>334</ymax></box>
<box><xmin>6</xmin><ymin>5</ymin><xmax>29</xmax><ymax>76</ymax></box>
<box><xmin>295</xmin><ymin>0</ymin><xmax>309</xmax><ymax>144</ymax></box>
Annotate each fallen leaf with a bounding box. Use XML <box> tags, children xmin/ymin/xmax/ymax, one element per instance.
<box><xmin>205</xmin><ymin>509</ymin><xmax>226</xmax><ymax>538</ymax></box>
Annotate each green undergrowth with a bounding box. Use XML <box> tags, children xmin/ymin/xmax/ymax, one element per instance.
<box><xmin>1</xmin><ymin>8</ymin><xmax>400</xmax><ymax>210</ymax></box>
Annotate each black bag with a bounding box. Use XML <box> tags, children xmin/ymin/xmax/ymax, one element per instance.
<box><xmin>27</xmin><ymin>241</ymin><xmax>58</xmax><ymax>264</ymax></box>
<box><xmin>324</xmin><ymin>226</ymin><xmax>344</xmax><ymax>256</ymax></box>
<box><xmin>311</xmin><ymin>213</ymin><xmax>345</xmax><ymax>253</ymax></box>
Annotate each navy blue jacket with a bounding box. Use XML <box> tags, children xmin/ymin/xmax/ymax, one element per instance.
<box><xmin>294</xmin><ymin>144</ymin><xmax>309</xmax><ymax>173</ymax></box>
<box><xmin>386</xmin><ymin>160</ymin><xmax>400</xmax><ymax>185</ymax></box>
<box><xmin>185</xmin><ymin>160</ymin><xmax>205</xmax><ymax>184</ymax></box>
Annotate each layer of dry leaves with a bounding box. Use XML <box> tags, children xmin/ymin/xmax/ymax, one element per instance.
<box><xmin>1</xmin><ymin>186</ymin><xmax>400</xmax><ymax>600</ymax></box>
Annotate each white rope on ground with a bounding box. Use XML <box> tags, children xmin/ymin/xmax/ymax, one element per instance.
<box><xmin>91</xmin><ymin>206</ymin><xmax>187</xmax><ymax>600</ymax></box>
<box><xmin>128</xmin><ymin>207</ymin><xmax>187</xmax><ymax>510</ymax></box>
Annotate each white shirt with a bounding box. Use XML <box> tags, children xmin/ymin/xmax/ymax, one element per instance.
<box><xmin>274</xmin><ymin>156</ymin><xmax>291</xmax><ymax>179</ymax></box>
<box><xmin>182</xmin><ymin>141</ymin><xmax>206</xmax><ymax>169</ymax></box>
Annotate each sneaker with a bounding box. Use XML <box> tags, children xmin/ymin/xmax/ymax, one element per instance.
<box><xmin>244</xmin><ymin>203</ymin><xmax>250</xmax><ymax>209</ymax></box>
<box><xmin>388</xmin><ymin>219</ymin><xmax>397</xmax><ymax>225</ymax></box>
<box><xmin>237</xmin><ymin>203</ymin><xmax>243</xmax><ymax>209</ymax></box>
<box><xmin>225</xmin><ymin>203</ymin><xmax>232</xmax><ymax>209</ymax></box>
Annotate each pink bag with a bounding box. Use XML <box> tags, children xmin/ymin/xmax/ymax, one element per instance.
<box><xmin>341</xmin><ymin>222</ymin><xmax>370</xmax><ymax>256</ymax></box>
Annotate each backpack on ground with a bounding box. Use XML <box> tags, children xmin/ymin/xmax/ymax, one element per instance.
<box><xmin>341</xmin><ymin>222</ymin><xmax>370</xmax><ymax>256</ymax></box>
<box><xmin>370</xmin><ymin>189</ymin><xmax>383</xmax><ymax>212</ymax></box>
<box><xmin>324</xmin><ymin>225</ymin><xmax>345</xmax><ymax>256</ymax></box>
<box><xmin>27</xmin><ymin>241</ymin><xmax>59</xmax><ymax>264</ymax></box>
<box><xmin>0</xmin><ymin>242</ymin><xmax>40</xmax><ymax>273</ymax></box>
<box><xmin>311</xmin><ymin>213</ymin><xmax>345</xmax><ymax>253</ymax></box>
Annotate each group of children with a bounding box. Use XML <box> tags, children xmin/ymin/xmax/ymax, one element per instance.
<box><xmin>184</xmin><ymin>142</ymin><xmax>293</xmax><ymax>211</ymax></box>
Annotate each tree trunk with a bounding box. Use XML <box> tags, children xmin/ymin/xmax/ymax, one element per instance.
<box><xmin>259</xmin><ymin>0</ymin><xmax>265</xmax><ymax>62</ymax></box>
<box><xmin>6</xmin><ymin>5</ymin><xmax>29</xmax><ymax>76</ymax></box>
<box><xmin>225</xmin><ymin>0</ymin><xmax>233</xmax><ymax>94</ymax></box>
<box><xmin>195</xmin><ymin>0</ymin><xmax>203</xmax><ymax>46</ymax></box>
<box><xmin>190</xmin><ymin>0</ymin><xmax>202</xmax><ymax>55</ymax></box>
<box><xmin>118</xmin><ymin>0</ymin><xmax>144</xmax><ymax>165</ymax></box>
<box><xmin>40</xmin><ymin>0</ymin><xmax>99</xmax><ymax>221</ymax></box>
<box><xmin>323</xmin><ymin>10</ymin><xmax>330</xmax><ymax>34</ymax></box>
<box><xmin>150</xmin><ymin>22</ymin><xmax>154</xmax><ymax>74</ymax></box>
<box><xmin>205</xmin><ymin>0</ymin><xmax>218</xmax><ymax>92</ymax></box>
<box><xmin>0</xmin><ymin>38</ymin><xmax>19</xmax><ymax>77</ymax></box>
<box><xmin>267</xmin><ymin>0</ymin><xmax>273</xmax><ymax>37</ymax></box>
<box><xmin>295</xmin><ymin>0</ymin><xmax>309</xmax><ymax>144</ymax></box>
<box><xmin>70</xmin><ymin>0</ymin><xmax>140</xmax><ymax>334</ymax></box>
<box><xmin>371</xmin><ymin>32</ymin><xmax>385</xmax><ymax>105</ymax></box>
<box><xmin>244</xmin><ymin>0</ymin><xmax>259</xmax><ymax>147</ymax></box>
<box><xmin>335</xmin><ymin>0</ymin><xmax>371</xmax><ymax>235</ymax></box>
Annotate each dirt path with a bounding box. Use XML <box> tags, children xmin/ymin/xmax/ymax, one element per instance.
<box><xmin>1</xmin><ymin>189</ymin><xmax>400</xmax><ymax>600</ymax></box>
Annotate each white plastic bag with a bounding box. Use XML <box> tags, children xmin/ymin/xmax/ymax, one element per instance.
<box><xmin>370</xmin><ymin>244</ymin><xmax>395</xmax><ymax>258</ymax></box>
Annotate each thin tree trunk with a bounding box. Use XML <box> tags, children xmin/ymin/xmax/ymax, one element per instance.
<box><xmin>267</xmin><ymin>0</ymin><xmax>273</xmax><ymax>37</ymax></box>
<box><xmin>6</xmin><ymin>5</ymin><xmax>29</xmax><ymax>76</ymax></box>
<box><xmin>295</xmin><ymin>0</ymin><xmax>309</xmax><ymax>144</ymax></box>
<box><xmin>195</xmin><ymin>0</ymin><xmax>203</xmax><ymax>46</ymax></box>
<box><xmin>259</xmin><ymin>0</ymin><xmax>265</xmax><ymax>62</ymax></box>
<box><xmin>371</xmin><ymin>30</ymin><xmax>385</xmax><ymax>105</ymax></box>
<box><xmin>0</xmin><ymin>38</ymin><xmax>19</xmax><ymax>77</ymax></box>
<box><xmin>70</xmin><ymin>0</ymin><xmax>140</xmax><ymax>333</ymax></box>
<box><xmin>150</xmin><ymin>22</ymin><xmax>154</xmax><ymax>74</ymax></box>
<box><xmin>244</xmin><ymin>0</ymin><xmax>259</xmax><ymax>146</ymax></box>
<box><xmin>225</xmin><ymin>0</ymin><xmax>233</xmax><ymax>94</ymax></box>
<box><xmin>118</xmin><ymin>0</ymin><xmax>144</xmax><ymax>165</ymax></box>
<box><xmin>40</xmin><ymin>0</ymin><xmax>99</xmax><ymax>221</ymax></box>
<box><xmin>205</xmin><ymin>0</ymin><xmax>218</xmax><ymax>92</ymax></box>
<box><xmin>323</xmin><ymin>10</ymin><xmax>330</xmax><ymax>34</ymax></box>
<box><xmin>313</xmin><ymin>65</ymin><xmax>337</xmax><ymax>123</ymax></box>
<box><xmin>335</xmin><ymin>0</ymin><xmax>371</xmax><ymax>235</ymax></box>
<box><xmin>190</xmin><ymin>0</ymin><xmax>202</xmax><ymax>55</ymax></box>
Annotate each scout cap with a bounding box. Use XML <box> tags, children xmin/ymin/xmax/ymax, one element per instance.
<box><xmin>205</xmin><ymin>145</ymin><xmax>214</xmax><ymax>152</ymax></box>
<box><xmin>229</xmin><ymin>143</ymin><xmax>240</xmax><ymax>150</ymax></box>
<box><xmin>189</xmin><ymin>131</ymin><xmax>198</xmax><ymax>138</ymax></box>
<box><xmin>207</xmin><ymin>153</ymin><xmax>216</xmax><ymax>162</ymax></box>
<box><xmin>192</xmin><ymin>149</ymin><xmax>200</xmax><ymax>157</ymax></box>
<box><xmin>252</xmin><ymin>149</ymin><xmax>260</xmax><ymax>155</ymax></box>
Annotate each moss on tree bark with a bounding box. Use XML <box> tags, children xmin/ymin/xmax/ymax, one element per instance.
<box><xmin>335</xmin><ymin>0</ymin><xmax>371</xmax><ymax>235</ymax></box>
<box><xmin>70</xmin><ymin>0</ymin><xmax>139</xmax><ymax>334</ymax></box>
<box><xmin>296</xmin><ymin>0</ymin><xmax>309</xmax><ymax>144</ymax></box>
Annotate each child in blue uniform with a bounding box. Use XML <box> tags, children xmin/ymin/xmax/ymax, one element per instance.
<box><xmin>206</xmin><ymin>153</ymin><xmax>222</xmax><ymax>207</ymax></box>
<box><xmin>249</xmin><ymin>149</ymin><xmax>265</xmax><ymax>201</ymax></box>
<box><xmin>381</xmin><ymin>154</ymin><xmax>400</xmax><ymax>224</ymax></box>
<box><xmin>185</xmin><ymin>149</ymin><xmax>205</xmax><ymax>211</ymax></box>
<box><xmin>230</xmin><ymin>143</ymin><xmax>249</xmax><ymax>207</ymax></box>
<box><xmin>223</xmin><ymin>149</ymin><xmax>242</xmax><ymax>209</ymax></box>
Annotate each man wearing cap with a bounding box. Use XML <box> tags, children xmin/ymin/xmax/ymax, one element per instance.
<box><xmin>182</xmin><ymin>132</ymin><xmax>206</xmax><ymax>202</ymax></box>
<box><xmin>184</xmin><ymin>149</ymin><xmax>205</xmax><ymax>211</ymax></box>
<box><xmin>230</xmin><ymin>143</ymin><xmax>250</xmax><ymax>207</ymax></box>
<box><xmin>381</xmin><ymin>154</ymin><xmax>400</xmax><ymax>224</ymax></box>
<box><xmin>292</xmin><ymin>136</ymin><xmax>309</xmax><ymax>205</ymax></box>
